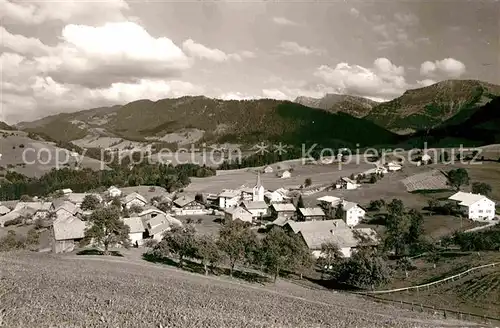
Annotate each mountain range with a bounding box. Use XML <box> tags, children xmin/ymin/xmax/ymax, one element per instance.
<box><xmin>8</xmin><ymin>79</ymin><xmax>500</xmax><ymax>155</ymax></box>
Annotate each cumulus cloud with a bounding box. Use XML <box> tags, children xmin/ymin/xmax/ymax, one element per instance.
<box><xmin>277</xmin><ymin>41</ymin><xmax>322</xmax><ymax>56</ymax></box>
<box><xmin>272</xmin><ymin>17</ymin><xmax>298</xmax><ymax>26</ymax></box>
<box><xmin>314</xmin><ymin>58</ymin><xmax>407</xmax><ymax>100</ymax></box>
<box><xmin>0</xmin><ymin>26</ymin><xmax>51</xmax><ymax>56</ymax></box>
<box><xmin>420</xmin><ymin>58</ymin><xmax>466</xmax><ymax>78</ymax></box>
<box><xmin>182</xmin><ymin>39</ymin><xmax>255</xmax><ymax>62</ymax></box>
<box><xmin>0</xmin><ymin>0</ymin><xmax>131</xmax><ymax>25</ymax></box>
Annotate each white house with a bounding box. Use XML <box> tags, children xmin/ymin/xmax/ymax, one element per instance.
<box><xmin>218</xmin><ymin>189</ymin><xmax>241</xmax><ymax>208</ymax></box>
<box><xmin>123</xmin><ymin>217</ymin><xmax>146</xmax><ymax>246</ymax></box>
<box><xmin>317</xmin><ymin>196</ymin><xmax>342</xmax><ymax>208</ymax></box>
<box><xmin>143</xmin><ymin>214</ymin><xmax>171</xmax><ymax>241</ymax></box>
<box><xmin>448</xmin><ymin>191</ymin><xmax>496</xmax><ymax>220</ymax></box>
<box><xmin>263</xmin><ymin>165</ymin><xmax>274</xmax><ymax>173</ymax></box>
<box><xmin>264</xmin><ymin>188</ymin><xmax>289</xmax><ymax>204</ymax></box>
<box><xmin>277</xmin><ymin>170</ymin><xmax>291</xmax><ymax>179</ymax></box>
<box><xmin>61</xmin><ymin>188</ymin><xmax>73</xmax><ymax>195</ymax></box>
<box><xmin>240</xmin><ymin>200</ymin><xmax>268</xmax><ymax>218</ymax></box>
<box><xmin>386</xmin><ymin>161</ymin><xmax>402</xmax><ymax>172</ymax></box>
<box><xmin>341</xmin><ymin>201</ymin><xmax>365</xmax><ymax>227</ymax></box>
<box><xmin>335</xmin><ymin>177</ymin><xmax>359</xmax><ymax>190</ymax></box>
<box><xmin>173</xmin><ymin>196</ymin><xmax>207</xmax><ymax>215</ymax></box>
<box><xmin>123</xmin><ymin>192</ymin><xmax>148</xmax><ymax>209</ymax></box>
<box><xmin>224</xmin><ymin>206</ymin><xmax>253</xmax><ymax>223</ymax></box>
<box><xmin>107</xmin><ymin>186</ymin><xmax>122</xmax><ymax>198</ymax></box>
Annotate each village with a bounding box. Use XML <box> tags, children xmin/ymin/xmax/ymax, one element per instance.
<box><xmin>0</xmin><ymin>153</ymin><xmax>497</xmax><ymax>261</ymax></box>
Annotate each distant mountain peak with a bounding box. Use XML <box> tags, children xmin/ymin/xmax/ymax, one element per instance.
<box><xmin>294</xmin><ymin>93</ymin><xmax>378</xmax><ymax>118</ymax></box>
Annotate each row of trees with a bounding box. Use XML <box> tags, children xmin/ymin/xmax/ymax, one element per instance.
<box><xmin>0</xmin><ymin>163</ymin><xmax>215</xmax><ymax>200</ymax></box>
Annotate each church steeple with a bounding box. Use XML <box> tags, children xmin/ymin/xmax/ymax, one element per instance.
<box><xmin>255</xmin><ymin>172</ymin><xmax>262</xmax><ymax>188</ymax></box>
<box><xmin>252</xmin><ymin>172</ymin><xmax>264</xmax><ymax>202</ymax></box>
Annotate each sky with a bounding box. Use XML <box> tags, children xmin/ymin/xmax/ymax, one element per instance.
<box><xmin>1</xmin><ymin>0</ymin><xmax>498</xmax><ymax>123</ymax></box>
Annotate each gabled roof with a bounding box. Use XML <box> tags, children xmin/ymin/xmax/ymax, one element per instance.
<box><xmin>14</xmin><ymin>201</ymin><xmax>52</xmax><ymax>212</ymax></box>
<box><xmin>123</xmin><ymin>192</ymin><xmax>147</xmax><ymax>204</ymax></box>
<box><xmin>271</xmin><ymin>217</ymin><xmax>290</xmax><ymax>226</ymax></box>
<box><xmin>317</xmin><ymin>196</ymin><xmax>341</xmax><ymax>204</ymax></box>
<box><xmin>218</xmin><ymin>189</ymin><xmax>241</xmax><ymax>198</ymax></box>
<box><xmin>66</xmin><ymin>193</ymin><xmax>102</xmax><ymax>205</ymax></box>
<box><xmin>138</xmin><ymin>207</ymin><xmax>166</xmax><ymax>217</ymax></box>
<box><xmin>448</xmin><ymin>191</ymin><xmax>492</xmax><ymax>207</ymax></box>
<box><xmin>341</xmin><ymin>177</ymin><xmax>357</xmax><ymax>184</ymax></box>
<box><xmin>241</xmin><ymin>201</ymin><xmax>268</xmax><ymax>210</ymax></box>
<box><xmin>298</xmin><ymin>207</ymin><xmax>325</xmax><ymax>217</ymax></box>
<box><xmin>342</xmin><ymin>201</ymin><xmax>359</xmax><ymax>211</ymax></box>
<box><xmin>300</xmin><ymin>229</ymin><xmax>358</xmax><ymax>250</ymax></box>
<box><xmin>53</xmin><ymin>216</ymin><xmax>86</xmax><ymax>241</ymax></box>
<box><xmin>173</xmin><ymin>196</ymin><xmax>196</xmax><ymax>208</ymax></box>
<box><xmin>225</xmin><ymin>206</ymin><xmax>252</xmax><ymax>216</ymax></box>
<box><xmin>61</xmin><ymin>188</ymin><xmax>73</xmax><ymax>194</ymax></box>
<box><xmin>53</xmin><ymin>200</ymin><xmax>80</xmax><ymax>215</ymax></box>
<box><xmin>123</xmin><ymin>217</ymin><xmax>146</xmax><ymax>233</ymax></box>
<box><xmin>286</xmin><ymin>219</ymin><xmax>347</xmax><ymax>234</ymax></box>
<box><xmin>0</xmin><ymin>205</ymin><xmax>11</xmax><ymax>215</ymax></box>
<box><xmin>146</xmin><ymin>213</ymin><xmax>182</xmax><ymax>229</ymax></box>
<box><xmin>271</xmin><ymin>203</ymin><xmax>296</xmax><ymax>212</ymax></box>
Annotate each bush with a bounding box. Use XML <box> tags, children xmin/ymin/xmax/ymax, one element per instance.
<box><xmin>0</xmin><ymin>231</ymin><xmax>26</xmax><ymax>251</ymax></box>
<box><xmin>4</xmin><ymin>217</ymin><xmax>23</xmax><ymax>227</ymax></box>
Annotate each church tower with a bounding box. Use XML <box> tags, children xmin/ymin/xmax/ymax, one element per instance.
<box><xmin>252</xmin><ymin>172</ymin><xmax>265</xmax><ymax>202</ymax></box>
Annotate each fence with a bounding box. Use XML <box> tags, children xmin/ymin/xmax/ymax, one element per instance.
<box><xmin>357</xmin><ymin>262</ymin><xmax>499</xmax><ymax>295</ymax></box>
<box><xmin>360</xmin><ymin>294</ymin><xmax>500</xmax><ymax>326</ymax></box>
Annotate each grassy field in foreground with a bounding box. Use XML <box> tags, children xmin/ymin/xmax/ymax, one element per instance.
<box><xmin>0</xmin><ymin>252</ymin><xmax>475</xmax><ymax>328</ymax></box>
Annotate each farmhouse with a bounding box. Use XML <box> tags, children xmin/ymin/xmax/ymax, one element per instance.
<box><xmin>173</xmin><ymin>196</ymin><xmax>206</xmax><ymax>215</ymax></box>
<box><xmin>270</xmin><ymin>203</ymin><xmax>296</xmax><ymax>222</ymax></box>
<box><xmin>13</xmin><ymin>201</ymin><xmax>52</xmax><ymax>220</ymax></box>
<box><xmin>335</xmin><ymin>177</ymin><xmax>359</xmax><ymax>190</ymax></box>
<box><xmin>52</xmin><ymin>200</ymin><xmax>81</xmax><ymax>219</ymax></box>
<box><xmin>277</xmin><ymin>170</ymin><xmax>291</xmax><ymax>179</ymax></box>
<box><xmin>297</xmin><ymin>207</ymin><xmax>326</xmax><ymax>221</ymax></box>
<box><xmin>264</xmin><ymin>188</ymin><xmax>289</xmax><ymax>204</ymax></box>
<box><xmin>317</xmin><ymin>196</ymin><xmax>342</xmax><ymax>207</ymax></box>
<box><xmin>263</xmin><ymin>165</ymin><xmax>274</xmax><ymax>173</ymax></box>
<box><xmin>123</xmin><ymin>217</ymin><xmax>146</xmax><ymax>246</ymax></box>
<box><xmin>224</xmin><ymin>206</ymin><xmax>253</xmax><ymax>223</ymax></box>
<box><xmin>286</xmin><ymin>220</ymin><xmax>377</xmax><ymax>258</ymax></box>
<box><xmin>52</xmin><ymin>216</ymin><xmax>87</xmax><ymax>253</ymax></box>
<box><xmin>448</xmin><ymin>191</ymin><xmax>496</xmax><ymax>220</ymax></box>
<box><xmin>61</xmin><ymin>188</ymin><xmax>73</xmax><ymax>195</ymax></box>
<box><xmin>123</xmin><ymin>192</ymin><xmax>148</xmax><ymax>209</ymax></box>
<box><xmin>0</xmin><ymin>208</ymin><xmax>35</xmax><ymax>227</ymax></box>
<box><xmin>137</xmin><ymin>207</ymin><xmax>167</xmax><ymax>221</ymax></box>
<box><xmin>218</xmin><ymin>189</ymin><xmax>241</xmax><ymax>208</ymax></box>
<box><xmin>143</xmin><ymin>214</ymin><xmax>172</xmax><ymax>241</ymax></box>
<box><xmin>240</xmin><ymin>201</ymin><xmax>268</xmax><ymax>218</ymax></box>
<box><xmin>340</xmin><ymin>201</ymin><xmax>365</xmax><ymax>227</ymax></box>
<box><xmin>107</xmin><ymin>186</ymin><xmax>122</xmax><ymax>198</ymax></box>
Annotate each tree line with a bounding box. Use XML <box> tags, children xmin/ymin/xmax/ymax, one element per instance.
<box><xmin>0</xmin><ymin>163</ymin><xmax>215</xmax><ymax>200</ymax></box>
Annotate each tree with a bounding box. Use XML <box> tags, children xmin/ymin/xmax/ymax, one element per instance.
<box><xmin>129</xmin><ymin>204</ymin><xmax>143</xmax><ymax>214</ymax></box>
<box><xmin>447</xmin><ymin>168</ymin><xmax>470</xmax><ymax>190</ymax></box>
<box><xmin>296</xmin><ymin>195</ymin><xmax>305</xmax><ymax>209</ymax></box>
<box><xmin>193</xmin><ymin>234</ymin><xmax>221</xmax><ymax>275</ymax></box>
<box><xmin>20</xmin><ymin>194</ymin><xmax>32</xmax><ymax>202</ymax></box>
<box><xmin>304</xmin><ymin>178</ymin><xmax>312</xmax><ymax>187</ymax></box>
<box><xmin>396</xmin><ymin>257</ymin><xmax>415</xmax><ymax>278</ymax></box>
<box><xmin>260</xmin><ymin>227</ymin><xmax>311</xmax><ymax>282</ymax></box>
<box><xmin>194</xmin><ymin>193</ymin><xmax>204</xmax><ymax>203</ymax></box>
<box><xmin>319</xmin><ymin>242</ymin><xmax>342</xmax><ymax>276</ymax></box>
<box><xmin>334</xmin><ymin>203</ymin><xmax>344</xmax><ymax>220</ymax></box>
<box><xmin>427</xmin><ymin>199</ymin><xmax>439</xmax><ymax>214</ymax></box>
<box><xmin>471</xmin><ymin>182</ymin><xmax>492</xmax><ymax>196</ymax></box>
<box><xmin>110</xmin><ymin>197</ymin><xmax>122</xmax><ymax>208</ymax></box>
<box><xmin>333</xmin><ymin>248</ymin><xmax>391</xmax><ymax>289</ymax></box>
<box><xmin>217</xmin><ymin>220</ymin><xmax>257</xmax><ymax>277</ymax></box>
<box><xmin>369</xmin><ymin>174</ymin><xmax>377</xmax><ymax>184</ymax></box>
<box><xmin>81</xmin><ymin>194</ymin><xmax>100</xmax><ymax>211</ymax></box>
<box><xmin>368</xmin><ymin>199</ymin><xmax>385</xmax><ymax>211</ymax></box>
<box><xmin>384</xmin><ymin>199</ymin><xmax>409</xmax><ymax>256</ymax></box>
<box><xmin>407</xmin><ymin>209</ymin><xmax>424</xmax><ymax>245</ymax></box>
<box><xmin>83</xmin><ymin>207</ymin><xmax>131</xmax><ymax>254</ymax></box>
<box><xmin>161</xmin><ymin>226</ymin><xmax>197</xmax><ymax>267</ymax></box>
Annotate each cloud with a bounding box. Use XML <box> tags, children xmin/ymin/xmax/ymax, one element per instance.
<box><xmin>0</xmin><ymin>26</ymin><xmax>51</xmax><ymax>56</ymax></box>
<box><xmin>277</xmin><ymin>41</ymin><xmax>322</xmax><ymax>56</ymax></box>
<box><xmin>420</xmin><ymin>58</ymin><xmax>466</xmax><ymax>78</ymax></box>
<box><xmin>314</xmin><ymin>58</ymin><xmax>407</xmax><ymax>100</ymax></box>
<box><xmin>34</xmin><ymin>22</ymin><xmax>190</xmax><ymax>88</ymax></box>
<box><xmin>262</xmin><ymin>89</ymin><xmax>289</xmax><ymax>100</ymax></box>
<box><xmin>272</xmin><ymin>17</ymin><xmax>298</xmax><ymax>26</ymax></box>
<box><xmin>0</xmin><ymin>0</ymin><xmax>131</xmax><ymax>25</ymax></box>
<box><xmin>182</xmin><ymin>39</ymin><xmax>255</xmax><ymax>62</ymax></box>
<box><xmin>394</xmin><ymin>13</ymin><xmax>419</xmax><ymax>26</ymax></box>
<box><xmin>218</xmin><ymin>92</ymin><xmax>261</xmax><ymax>101</ymax></box>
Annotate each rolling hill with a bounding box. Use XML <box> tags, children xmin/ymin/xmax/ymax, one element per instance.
<box><xmin>404</xmin><ymin>95</ymin><xmax>500</xmax><ymax>148</ymax></box>
<box><xmin>365</xmin><ymin>80</ymin><xmax>500</xmax><ymax>134</ymax></box>
<box><xmin>16</xmin><ymin>97</ymin><xmax>400</xmax><ymax>149</ymax></box>
<box><xmin>294</xmin><ymin>94</ymin><xmax>379</xmax><ymax>117</ymax></box>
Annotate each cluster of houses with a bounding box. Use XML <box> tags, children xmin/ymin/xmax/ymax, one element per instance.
<box><xmin>0</xmin><ymin>186</ymin><xmax>210</xmax><ymax>253</ymax></box>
